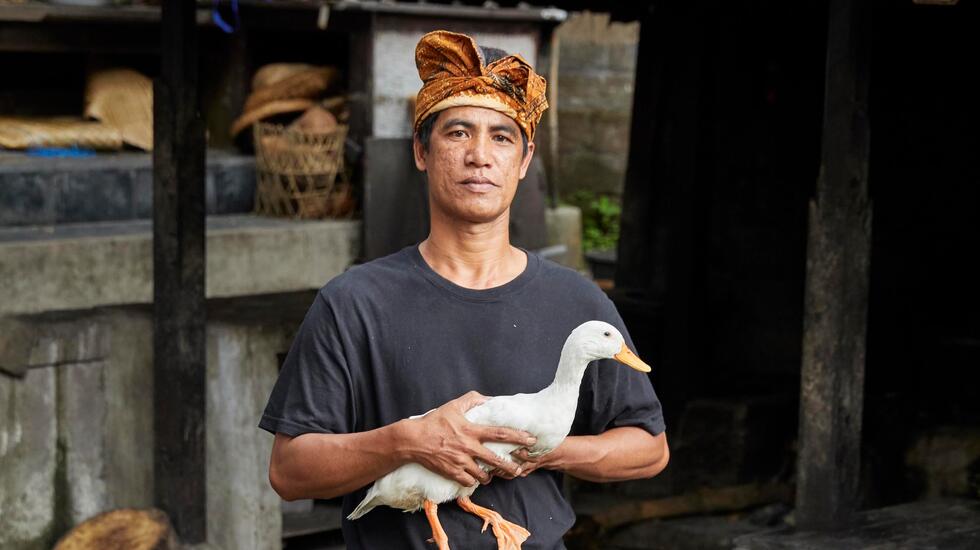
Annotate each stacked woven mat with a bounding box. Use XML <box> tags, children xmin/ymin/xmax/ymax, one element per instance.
<box><xmin>0</xmin><ymin>68</ymin><xmax>152</xmax><ymax>151</ymax></box>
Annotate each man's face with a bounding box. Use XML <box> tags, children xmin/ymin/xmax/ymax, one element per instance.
<box><xmin>413</xmin><ymin>106</ymin><xmax>535</xmax><ymax>225</ymax></box>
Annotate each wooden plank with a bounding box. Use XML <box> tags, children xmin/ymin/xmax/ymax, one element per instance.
<box><xmin>362</xmin><ymin>137</ymin><xmax>430</xmax><ymax>261</ymax></box>
<box><xmin>0</xmin><ymin>23</ymin><xmax>160</xmax><ymax>53</ymax></box>
<box><xmin>591</xmin><ymin>483</ymin><xmax>793</xmax><ymax>529</ymax></box>
<box><xmin>153</xmin><ymin>0</ymin><xmax>207</xmax><ymax>543</ymax></box>
<box><xmin>796</xmin><ymin>0</ymin><xmax>873</xmax><ymax>531</ymax></box>
<box><xmin>345</xmin><ymin>19</ymin><xmax>373</xmax><ymax>145</ymax></box>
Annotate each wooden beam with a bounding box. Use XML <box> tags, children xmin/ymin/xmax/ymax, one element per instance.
<box><xmin>592</xmin><ymin>483</ymin><xmax>793</xmax><ymax>529</ymax></box>
<box><xmin>796</xmin><ymin>0</ymin><xmax>872</xmax><ymax>530</ymax></box>
<box><xmin>153</xmin><ymin>0</ymin><xmax>207</xmax><ymax>542</ymax></box>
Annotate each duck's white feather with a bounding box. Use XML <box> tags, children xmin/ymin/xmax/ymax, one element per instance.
<box><xmin>347</xmin><ymin>321</ymin><xmax>627</xmax><ymax>520</ymax></box>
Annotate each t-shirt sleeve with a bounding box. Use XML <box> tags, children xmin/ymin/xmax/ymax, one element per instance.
<box><xmin>259</xmin><ymin>290</ymin><xmax>355</xmax><ymax>437</ymax></box>
<box><xmin>571</xmin><ymin>294</ymin><xmax>667</xmax><ymax>437</ymax></box>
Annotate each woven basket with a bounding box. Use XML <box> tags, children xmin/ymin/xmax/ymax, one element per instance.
<box><xmin>252</xmin><ymin>122</ymin><xmax>353</xmax><ymax>219</ymax></box>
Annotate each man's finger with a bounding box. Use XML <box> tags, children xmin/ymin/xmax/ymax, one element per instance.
<box><xmin>479</xmin><ymin>426</ymin><xmax>537</xmax><ymax>447</ymax></box>
<box><xmin>511</xmin><ymin>448</ymin><xmax>539</xmax><ymax>462</ymax></box>
<box><xmin>463</xmin><ymin>461</ymin><xmax>491</xmax><ymax>485</ymax></box>
<box><xmin>476</xmin><ymin>448</ymin><xmax>521</xmax><ymax>477</ymax></box>
<box><xmin>454</xmin><ymin>471</ymin><xmax>478</xmax><ymax>487</ymax></box>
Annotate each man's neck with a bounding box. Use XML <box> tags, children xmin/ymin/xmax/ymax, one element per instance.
<box><xmin>419</xmin><ymin>210</ymin><xmax>528</xmax><ymax>290</ymax></box>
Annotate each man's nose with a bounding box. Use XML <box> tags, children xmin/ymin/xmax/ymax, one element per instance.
<box><xmin>465</xmin><ymin>136</ymin><xmax>492</xmax><ymax>167</ymax></box>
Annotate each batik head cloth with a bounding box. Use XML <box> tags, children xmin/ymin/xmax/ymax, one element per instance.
<box><xmin>414</xmin><ymin>30</ymin><xmax>549</xmax><ymax>141</ymax></box>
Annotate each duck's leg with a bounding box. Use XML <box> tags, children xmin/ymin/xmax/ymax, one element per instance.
<box><xmin>423</xmin><ymin>499</ymin><xmax>451</xmax><ymax>550</ymax></box>
<box><xmin>456</xmin><ymin>496</ymin><xmax>530</xmax><ymax>550</ymax></box>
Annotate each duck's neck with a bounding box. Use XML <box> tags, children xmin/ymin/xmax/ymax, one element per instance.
<box><xmin>544</xmin><ymin>343</ymin><xmax>592</xmax><ymax>398</ymax></box>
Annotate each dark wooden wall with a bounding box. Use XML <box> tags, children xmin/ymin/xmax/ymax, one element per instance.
<box><xmin>616</xmin><ymin>0</ymin><xmax>979</xmax><ymax>508</ymax></box>
<box><xmin>617</xmin><ymin>0</ymin><xmax>827</xmax><ymax>423</ymax></box>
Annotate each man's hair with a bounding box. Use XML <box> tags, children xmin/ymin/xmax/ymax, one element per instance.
<box><xmin>415</xmin><ymin>112</ymin><xmax>529</xmax><ymax>159</ymax></box>
<box><xmin>479</xmin><ymin>46</ymin><xmax>509</xmax><ymax>64</ymax></box>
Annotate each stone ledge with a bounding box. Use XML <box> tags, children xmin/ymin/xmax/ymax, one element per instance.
<box><xmin>0</xmin><ymin>151</ymin><xmax>255</xmax><ymax>227</ymax></box>
<box><xmin>0</xmin><ymin>214</ymin><xmax>360</xmax><ymax>316</ymax></box>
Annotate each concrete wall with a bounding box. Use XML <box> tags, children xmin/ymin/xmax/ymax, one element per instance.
<box><xmin>0</xmin><ymin>366</ymin><xmax>57</xmax><ymax>550</ymax></box>
<box><xmin>206</xmin><ymin>319</ymin><xmax>294</xmax><ymax>550</ymax></box>
<box><xmin>555</xmin><ymin>12</ymin><xmax>639</xmax><ymax>198</ymax></box>
<box><xmin>0</xmin><ymin>214</ymin><xmax>355</xmax><ymax>549</ymax></box>
<box><xmin>0</xmin><ymin>304</ymin><xmax>304</xmax><ymax>549</ymax></box>
<box><xmin>1</xmin><ymin>311</ymin><xmax>153</xmax><ymax>550</ymax></box>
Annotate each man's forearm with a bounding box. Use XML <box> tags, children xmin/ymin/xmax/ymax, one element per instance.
<box><xmin>269</xmin><ymin>392</ymin><xmax>533</xmax><ymax>501</ymax></box>
<box><xmin>548</xmin><ymin>427</ymin><xmax>669</xmax><ymax>483</ymax></box>
<box><xmin>269</xmin><ymin>420</ymin><xmax>413</xmax><ymax>501</ymax></box>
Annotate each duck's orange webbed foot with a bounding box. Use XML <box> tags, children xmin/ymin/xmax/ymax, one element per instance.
<box><xmin>457</xmin><ymin>496</ymin><xmax>530</xmax><ymax>550</ymax></box>
<box><xmin>423</xmin><ymin>499</ymin><xmax>451</xmax><ymax>550</ymax></box>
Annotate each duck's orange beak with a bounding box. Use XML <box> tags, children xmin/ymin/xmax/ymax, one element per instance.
<box><xmin>613</xmin><ymin>343</ymin><xmax>652</xmax><ymax>373</ymax></box>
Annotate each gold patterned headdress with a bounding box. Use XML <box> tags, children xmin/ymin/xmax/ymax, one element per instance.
<box><xmin>414</xmin><ymin>30</ymin><xmax>549</xmax><ymax>141</ymax></box>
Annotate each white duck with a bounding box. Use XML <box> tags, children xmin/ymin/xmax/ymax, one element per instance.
<box><xmin>347</xmin><ymin>320</ymin><xmax>652</xmax><ymax>550</ymax></box>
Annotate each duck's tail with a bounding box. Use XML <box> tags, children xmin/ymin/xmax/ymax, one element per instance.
<box><xmin>347</xmin><ymin>485</ymin><xmax>381</xmax><ymax>520</ymax></box>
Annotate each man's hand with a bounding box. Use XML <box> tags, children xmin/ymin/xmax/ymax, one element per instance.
<box><xmin>397</xmin><ymin>391</ymin><xmax>537</xmax><ymax>487</ymax></box>
<box><xmin>488</xmin><ymin>447</ymin><xmax>554</xmax><ymax>480</ymax></box>
<box><xmin>491</xmin><ymin>429</ymin><xmax>670</xmax><ymax>482</ymax></box>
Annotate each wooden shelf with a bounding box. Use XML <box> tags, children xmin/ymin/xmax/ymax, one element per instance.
<box><xmin>0</xmin><ymin>0</ymin><xmax>565</xmax><ymax>25</ymax></box>
<box><xmin>0</xmin><ymin>2</ymin><xmax>197</xmax><ymax>24</ymax></box>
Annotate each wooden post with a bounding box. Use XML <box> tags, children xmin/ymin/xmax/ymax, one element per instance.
<box><xmin>796</xmin><ymin>0</ymin><xmax>872</xmax><ymax>530</ymax></box>
<box><xmin>153</xmin><ymin>0</ymin><xmax>207</xmax><ymax>542</ymax></box>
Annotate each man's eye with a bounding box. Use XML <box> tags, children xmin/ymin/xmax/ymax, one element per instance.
<box><xmin>493</xmin><ymin>135</ymin><xmax>512</xmax><ymax>143</ymax></box>
<box><xmin>450</xmin><ymin>130</ymin><xmax>467</xmax><ymax>138</ymax></box>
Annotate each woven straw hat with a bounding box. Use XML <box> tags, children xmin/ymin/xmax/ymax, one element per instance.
<box><xmin>85</xmin><ymin>68</ymin><xmax>154</xmax><ymax>150</ymax></box>
<box><xmin>230</xmin><ymin>64</ymin><xmax>338</xmax><ymax>137</ymax></box>
<box><xmin>230</xmin><ymin>98</ymin><xmax>318</xmax><ymax>137</ymax></box>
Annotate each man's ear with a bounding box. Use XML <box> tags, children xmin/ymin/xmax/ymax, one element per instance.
<box><xmin>518</xmin><ymin>141</ymin><xmax>536</xmax><ymax>180</ymax></box>
<box><xmin>413</xmin><ymin>135</ymin><xmax>427</xmax><ymax>172</ymax></box>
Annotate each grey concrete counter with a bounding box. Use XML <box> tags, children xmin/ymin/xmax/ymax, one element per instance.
<box><xmin>0</xmin><ymin>214</ymin><xmax>360</xmax><ymax>315</ymax></box>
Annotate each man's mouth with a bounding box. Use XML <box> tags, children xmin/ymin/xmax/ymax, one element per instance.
<box><xmin>459</xmin><ymin>177</ymin><xmax>498</xmax><ymax>192</ymax></box>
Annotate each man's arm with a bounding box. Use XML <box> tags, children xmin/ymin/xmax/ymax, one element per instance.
<box><xmin>505</xmin><ymin>427</ymin><xmax>669</xmax><ymax>482</ymax></box>
<box><xmin>269</xmin><ymin>391</ymin><xmax>537</xmax><ymax>501</ymax></box>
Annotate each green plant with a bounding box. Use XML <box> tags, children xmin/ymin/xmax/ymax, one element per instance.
<box><xmin>565</xmin><ymin>190</ymin><xmax>621</xmax><ymax>252</ymax></box>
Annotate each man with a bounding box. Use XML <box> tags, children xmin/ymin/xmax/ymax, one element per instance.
<box><xmin>260</xmin><ymin>30</ymin><xmax>668</xmax><ymax>549</ymax></box>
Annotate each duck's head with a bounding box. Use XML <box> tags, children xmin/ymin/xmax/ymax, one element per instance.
<box><xmin>570</xmin><ymin>321</ymin><xmax>652</xmax><ymax>373</ymax></box>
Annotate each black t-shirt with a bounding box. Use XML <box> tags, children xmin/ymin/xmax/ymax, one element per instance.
<box><xmin>260</xmin><ymin>245</ymin><xmax>666</xmax><ymax>550</ymax></box>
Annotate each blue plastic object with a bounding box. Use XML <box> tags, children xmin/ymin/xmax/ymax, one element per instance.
<box><xmin>25</xmin><ymin>146</ymin><xmax>96</xmax><ymax>158</ymax></box>
<box><xmin>212</xmin><ymin>0</ymin><xmax>240</xmax><ymax>34</ymax></box>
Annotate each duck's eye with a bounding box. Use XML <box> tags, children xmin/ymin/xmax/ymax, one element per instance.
<box><xmin>603</xmin><ymin>331</ymin><xmax>611</xmax><ymax>337</ymax></box>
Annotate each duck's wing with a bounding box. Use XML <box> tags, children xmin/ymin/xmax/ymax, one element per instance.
<box><xmin>467</xmin><ymin>393</ymin><xmax>576</xmax><ymax>456</ymax></box>
<box><xmin>464</xmin><ymin>393</ymin><xmax>539</xmax><ymax>431</ymax></box>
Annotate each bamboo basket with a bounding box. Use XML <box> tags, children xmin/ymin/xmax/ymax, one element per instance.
<box><xmin>252</xmin><ymin>122</ymin><xmax>353</xmax><ymax>219</ymax></box>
